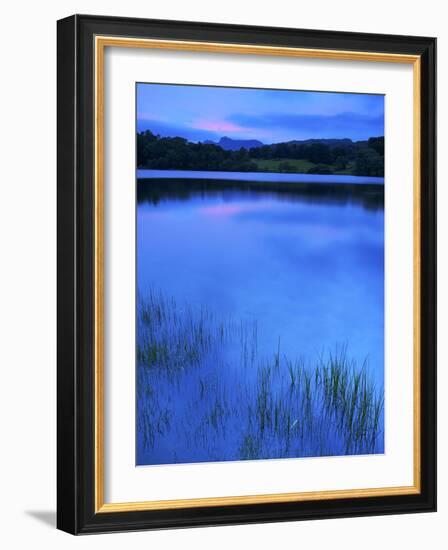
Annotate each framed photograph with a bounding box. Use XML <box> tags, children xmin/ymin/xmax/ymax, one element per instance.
<box><xmin>57</xmin><ymin>14</ymin><xmax>436</xmax><ymax>534</ymax></box>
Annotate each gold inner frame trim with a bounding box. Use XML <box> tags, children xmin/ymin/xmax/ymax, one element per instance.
<box><xmin>94</xmin><ymin>35</ymin><xmax>422</xmax><ymax>513</ymax></box>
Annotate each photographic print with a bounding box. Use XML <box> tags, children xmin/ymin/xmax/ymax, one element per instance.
<box><xmin>136</xmin><ymin>83</ymin><xmax>385</xmax><ymax>466</ymax></box>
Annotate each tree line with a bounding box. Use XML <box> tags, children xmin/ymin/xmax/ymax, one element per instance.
<box><xmin>137</xmin><ymin>130</ymin><xmax>384</xmax><ymax>177</ymax></box>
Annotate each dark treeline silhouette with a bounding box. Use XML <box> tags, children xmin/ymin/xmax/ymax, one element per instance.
<box><xmin>137</xmin><ymin>130</ymin><xmax>384</xmax><ymax>177</ymax></box>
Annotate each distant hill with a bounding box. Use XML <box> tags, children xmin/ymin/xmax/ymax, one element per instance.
<box><xmin>204</xmin><ymin>136</ymin><xmax>264</xmax><ymax>150</ymax></box>
<box><xmin>204</xmin><ymin>137</ymin><xmax>357</xmax><ymax>150</ymax></box>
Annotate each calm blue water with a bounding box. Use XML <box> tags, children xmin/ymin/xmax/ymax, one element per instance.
<box><xmin>137</xmin><ymin>169</ymin><xmax>384</xmax><ymax>185</ymax></box>
<box><xmin>136</xmin><ymin>175</ymin><xmax>384</xmax><ymax>465</ymax></box>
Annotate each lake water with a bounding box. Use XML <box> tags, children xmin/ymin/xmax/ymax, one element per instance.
<box><xmin>136</xmin><ymin>173</ymin><xmax>384</xmax><ymax>465</ymax></box>
<box><xmin>137</xmin><ymin>169</ymin><xmax>384</xmax><ymax>185</ymax></box>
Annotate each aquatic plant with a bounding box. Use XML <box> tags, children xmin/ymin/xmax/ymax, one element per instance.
<box><xmin>136</xmin><ymin>291</ymin><xmax>384</xmax><ymax>464</ymax></box>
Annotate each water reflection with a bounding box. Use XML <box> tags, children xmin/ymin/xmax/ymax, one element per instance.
<box><xmin>137</xmin><ymin>178</ymin><xmax>384</xmax><ymax>211</ymax></box>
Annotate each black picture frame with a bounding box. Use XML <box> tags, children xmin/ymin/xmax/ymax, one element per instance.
<box><xmin>57</xmin><ymin>14</ymin><xmax>436</xmax><ymax>534</ymax></box>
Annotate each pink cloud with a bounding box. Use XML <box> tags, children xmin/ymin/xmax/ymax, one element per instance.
<box><xmin>192</xmin><ymin>118</ymin><xmax>250</xmax><ymax>134</ymax></box>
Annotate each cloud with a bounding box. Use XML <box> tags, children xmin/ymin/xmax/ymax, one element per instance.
<box><xmin>191</xmin><ymin>119</ymin><xmax>250</xmax><ymax>134</ymax></box>
<box><xmin>138</xmin><ymin>117</ymin><xmax>274</xmax><ymax>142</ymax></box>
<box><xmin>137</xmin><ymin>118</ymin><xmax>220</xmax><ymax>142</ymax></box>
<box><xmin>137</xmin><ymin>110</ymin><xmax>384</xmax><ymax>144</ymax></box>
<box><xmin>228</xmin><ymin>112</ymin><xmax>384</xmax><ymax>141</ymax></box>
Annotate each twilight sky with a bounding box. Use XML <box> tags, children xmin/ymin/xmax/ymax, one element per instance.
<box><xmin>137</xmin><ymin>83</ymin><xmax>384</xmax><ymax>144</ymax></box>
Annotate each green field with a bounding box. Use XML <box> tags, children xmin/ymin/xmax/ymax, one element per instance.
<box><xmin>253</xmin><ymin>158</ymin><xmax>317</xmax><ymax>173</ymax></box>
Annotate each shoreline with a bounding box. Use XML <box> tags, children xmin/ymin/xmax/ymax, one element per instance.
<box><xmin>137</xmin><ymin>169</ymin><xmax>384</xmax><ymax>186</ymax></box>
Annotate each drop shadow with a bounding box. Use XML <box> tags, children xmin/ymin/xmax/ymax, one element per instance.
<box><xmin>26</xmin><ymin>510</ymin><xmax>56</xmax><ymax>528</ymax></box>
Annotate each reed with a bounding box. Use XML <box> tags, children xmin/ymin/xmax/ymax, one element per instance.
<box><xmin>136</xmin><ymin>292</ymin><xmax>384</xmax><ymax>464</ymax></box>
